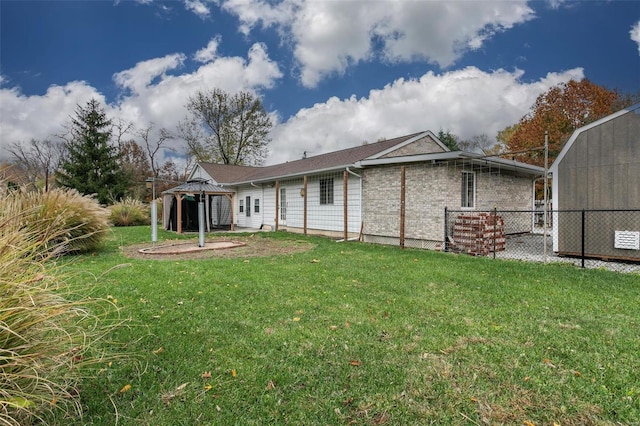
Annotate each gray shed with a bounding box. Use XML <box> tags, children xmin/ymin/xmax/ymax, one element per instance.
<box><xmin>550</xmin><ymin>103</ymin><xmax>640</xmax><ymax>261</ymax></box>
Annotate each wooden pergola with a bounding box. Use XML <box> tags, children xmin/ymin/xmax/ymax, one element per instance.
<box><xmin>162</xmin><ymin>179</ymin><xmax>235</xmax><ymax>234</ymax></box>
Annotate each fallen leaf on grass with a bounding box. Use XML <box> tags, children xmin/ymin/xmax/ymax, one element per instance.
<box><xmin>311</xmin><ymin>259</ymin><xmax>320</xmax><ymax>263</ymax></box>
<box><xmin>201</xmin><ymin>371</ymin><xmax>211</xmax><ymax>379</ymax></box>
<box><xmin>293</xmin><ymin>317</ymin><xmax>300</xmax><ymax>322</ymax></box>
<box><xmin>152</xmin><ymin>347</ymin><xmax>164</xmax><ymax>355</ymax></box>
<box><xmin>543</xmin><ymin>359</ymin><xmax>556</xmax><ymax>368</ymax></box>
<box><xmin>119</xmin><ymin>384</ymin><xmax>131</xmax><ymax>393</ymax></box>
<box><xmin>161</xmin><ymin>383</ymin><xmax>189</xmax><ymax>406</ymax></box>
<box><xmin>349</xmin><ymin>360</ymin><xmax>360</xmax><ymax>366</ymax></box>
<box><xmin>523</xmin><ymin>421</ymin><xmax>536</xmax><ymax>426</ymax></box>
<box><xmin>204</xmin><ymin>384</ymin><xmax>212</xmax><ymax>391</ymax></box>
<box><xmin>330</xmin><ymin>325</ymin><xmax>338</xmax><ymax>331</ymax></box>
<box><xmin>266</xmin><ymin>380</ymin><xmax>276</xmax><ymax>391</ymax></box>
<box><xmin>231</xmin><ymin>369</ymin><xmax>237</xmax><ymax>377</ymax></box>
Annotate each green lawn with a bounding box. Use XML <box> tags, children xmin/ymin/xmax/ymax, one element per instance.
<box><xmin>55</xmin><ymin>226</ymin><xmax>639</xmax><ymax>425</ymax></box>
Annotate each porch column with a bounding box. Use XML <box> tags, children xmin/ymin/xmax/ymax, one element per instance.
<box><xmin>343</xmin><ymin>170</ymin><xmax>348</xmax><ymax>241</ymax></box>
<box><xmin>176</xmin><ymin>193</ymin><xmax>183</xmax><ymax>234</ymax></box>
<box><xmin>303</xmin><ymin>175</ymin><xmax>308</xmax><ymax>235</ymax></box>
<box><xmin>275</xmin><ymin>180</ymin><xmax>280</xmax><ymax>231</ymax></box>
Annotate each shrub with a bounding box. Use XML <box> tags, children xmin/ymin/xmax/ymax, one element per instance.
<box><xmin>0</xmin><ymin>187</ymin><xmax>121</xmax><ymax>425</ymax></box>
<box><xmin>2</xmin><ymin>187</ymin><xmax>110</xmax><ymax>254</ymax></box>
<box><xmin>109</xmin><ymin>197</ymin><xmax>149</xmax><ymax>227</ymax></box>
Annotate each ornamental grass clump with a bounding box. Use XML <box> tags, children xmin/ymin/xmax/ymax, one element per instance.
<box><xmin>4</xmin><ymin>187</ymin><xmax>110</xmax><ymax>254</ymax></box>
<box><xmin>109</xmin><ymin>197</ymin><xmax>149</xmax><ymax>226</ymax></box>
<box><xmin>0</xmin><ymin>185</ymin><xmax>122</xmax><ymax>425</ymax></box>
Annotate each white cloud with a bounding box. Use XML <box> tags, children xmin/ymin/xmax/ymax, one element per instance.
<box><xmin>184</xmin><ymin>0</ymin><xmax>211</xmax><ymax>18</ymax></box>
<box><xmin>0</xmin><ymin>82</ymin><xmax>105</xmax><ymax>152</ymax></box>
<box><xmin>0</xmin><ymin>41</ymin><xmax>282</xmax><ymax>164</ymax></box>
<box><xmin>194</xmin><ymin>36</ymin><xmax>221</xmax><ymax>63</ymax></box>
<box><xmin>266</xmin><ymin>67</ymin><xmax>584</xmax><ymax>165</ymax></box>
<box><xmin>221</xmin><ymin>0</ymin><xmax>535</xmax><ymax>87</ymax></box>
<box><xmin>222</xmin><ymin>0</ymin><xmax>294</xmax><ymax>35</ymax></box>
<box><xmin>631</xmin><ymin>21</ymin><xmax>640</xmax><ymax>55</ymax></box>
<box><xmin>113</xmin><ymin>53</ymin><xmax>186</xmax><ymax>95</ymax></box>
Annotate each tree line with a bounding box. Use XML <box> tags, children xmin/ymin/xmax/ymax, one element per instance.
<box><xmin>3</xmin><ymin>80</ymin><xmax>637</xmax><ymax>204</ymax></box>
<box><xmin>3</xmin><ymin>89</ymin><xmax>272</xmax><ymax>204</ymax></box>
<box><xmin>438</xmin><ymin>79</ymin><xmax>638</xmax><ymax>166</ymax></box>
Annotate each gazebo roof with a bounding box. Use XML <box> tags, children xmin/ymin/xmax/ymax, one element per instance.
<box><xmin>162</xmin><ymin>178</ymin><xmax>233</xmax><ymax>195</ymax></box>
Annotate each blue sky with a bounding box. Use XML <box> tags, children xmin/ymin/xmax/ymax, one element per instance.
<box><xmin>1</xmin><ymin>0</ymin><xmax>639</xmax><ymax>166</ymax></box>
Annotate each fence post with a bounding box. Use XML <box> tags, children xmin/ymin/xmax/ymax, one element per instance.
<box><xmin>444</xmin><ymin>206</ymin><xmax>448</xmax><ymax>252</ymax></box>
<box><xmin>493</xmin><ymin>207</ymin><xmax>497</xmax><ymax>259</ymax></box>
<box><xmin>399</xmin><ymin>166</ymin><xmax>406</xmax><ymax>249</ymax></box>
<box><xmin>580</xmin><ymin>209</ymin><xmax>586</xmax><ymax>268</ymax></box>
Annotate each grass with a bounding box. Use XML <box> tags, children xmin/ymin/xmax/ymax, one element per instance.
<box><xmin>56</xmin><ymin>226</ymin><xmax>639</xmax><ymax>425</ymax></box>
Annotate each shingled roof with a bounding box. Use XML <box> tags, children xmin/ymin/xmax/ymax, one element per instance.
<box><xmin>196</xmin><ymin>131</ymin><xmax>426</xmax><ymax>184</ymax></box>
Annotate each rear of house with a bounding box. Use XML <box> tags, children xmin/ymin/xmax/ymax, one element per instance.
<box><xmin>168</xmin><ymin>130</ymin><xmax>543</xmax><ymax>251</ymax></box>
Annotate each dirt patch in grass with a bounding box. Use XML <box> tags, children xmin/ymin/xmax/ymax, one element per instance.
<box><xmin>121</xmin><ymin>235</ymin><xmax>316</xmax><ymax>261</ymax></box>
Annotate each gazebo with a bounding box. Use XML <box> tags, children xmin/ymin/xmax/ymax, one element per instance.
<box><xmin>162</xmin><ymin>178</ymin><xmax>235</xmax><ymax>234</ymax></box>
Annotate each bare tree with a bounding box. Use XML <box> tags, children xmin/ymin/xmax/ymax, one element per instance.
<box><xmin>7</xmin><ymin>139</ymin><xmax>63</xmax><ymax>191</ymax></box>
<box><xmin>112</xmin><ymin>118</ymin><xmax>135</xmax><ymax>149</ymax></box>
<box><xmin>138</xmin><ymin>124</ymin><xmax>174</xmax><ymax>178</ymax></box>
<box><xmin>459</xmin><ymin>134</ymin><xmax>497</xmax><ymax>155</ymax></box>
<box><xmin>179</xmin><ymin>89</ymin><xmax>272</xmax><ymax>165</ymax></box>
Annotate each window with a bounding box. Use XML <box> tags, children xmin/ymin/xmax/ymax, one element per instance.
<box><xmin>461</xmin><ymin>171</ymin><xmax>475</xmax><ymax>208</ymax></box>
<box><xmin>246</xmin><ymin>196</ymin><xmax>251</xmax><ymax>217</ymax></box>
<box><xmin>254</xmin><ymin>198</ymin><xmax>260</xmax><ymax>213</ymax></box>
<box><xmin>320</xmin><ymin>177</ymin><xmax>334</xmax><ymax>205</ymax></box>
<box><xmin>239</xmin><ymin>199</ymin><xmax>244</xmax><ymax>213</ymax></box>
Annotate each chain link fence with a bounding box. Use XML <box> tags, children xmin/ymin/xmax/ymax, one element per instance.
<box><xmin>444</xmin><ymin>208</ymin><xmax>640</xmax><ymax>272</ymax></box>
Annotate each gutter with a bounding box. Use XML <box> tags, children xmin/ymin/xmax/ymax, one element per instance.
<box><xmin>356</xmin><ymin>152</ymin><xmax>545</xmax><ymax>175</ymax></box>
<box><xmin>345</xmin><ymin>166</ymin><xmax>361</xmax><ymax>178</ymax></box>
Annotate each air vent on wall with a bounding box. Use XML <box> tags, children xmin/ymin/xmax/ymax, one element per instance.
<box><xmin>614</xmin><ymin>231</ymin><xmax>640</xmax><ymax>250</ymax></box>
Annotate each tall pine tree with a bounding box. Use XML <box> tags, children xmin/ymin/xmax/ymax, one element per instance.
<box><xmin>57</xmin><ymin>99</ymin><xmax>129</xmax><ymax>204</ymax></box>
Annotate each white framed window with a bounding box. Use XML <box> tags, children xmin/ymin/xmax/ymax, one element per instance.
<box><xmin>239</xmin><ymin>199</ymin><xmax>244</xmax><ymax>213</ymax></box>
<box><xmin>461</xmin><ymin>171</ymin><xmax>475</xmax><ymax>209</ymax></box>
<box><xmin>320</xmin><ymin>177</ymin><xmax>334</xmax><ymax>205</ymax></box>
<box><xmin>246</xmin><ymin>196</ymin><xmax>251</xmax><ymax>217</ymax></box>
<box><xmin>254</xmin><ymin>198</ymin><xmax>260</xmax><ymax>213</ymax></box>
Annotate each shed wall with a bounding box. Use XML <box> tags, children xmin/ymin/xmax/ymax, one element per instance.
<box><xmin>556</xmin><ymin>109</ymin><xmax>640</xmax><ymax>259</ymax></box>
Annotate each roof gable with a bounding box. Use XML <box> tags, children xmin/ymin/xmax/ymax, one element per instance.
<box><xmin>550</xmin><ymin>102</ymin><xmax>640</xmax><ymax>173</ymax></box>
<box><xmin>374</xmin><ymin>131</ymin><xmax>448</xmax><ymax>159</ymax></box>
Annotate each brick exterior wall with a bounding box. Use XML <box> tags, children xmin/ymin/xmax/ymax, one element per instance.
<box><xmin>362</xmin><ymin>161</ymin><xmax>534</xmax><ymax>245</ymax></box>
